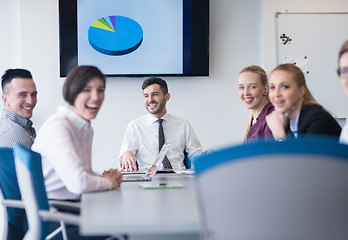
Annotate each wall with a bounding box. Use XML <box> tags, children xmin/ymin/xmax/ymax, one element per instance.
<box><xmin>1</xmin><ymin>0</ymin><xmax>347</xmax><ymax>174</ymax></box>
<box><xmin>0</xmin><ymin>0</ymin><xmax>262</xmax><ymax>172</ymax></box>
<box><xmin>0</xmin><ymin>0</ymin><xmax>347</xmax><ymax>236</ymax></box>
<box><xmin>0</xmin><ymin>0</ymin><xmax>21</xmax><ymax>68</ymax></box>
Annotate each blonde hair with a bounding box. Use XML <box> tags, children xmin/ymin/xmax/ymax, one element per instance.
<box><xmin>239</xmin><ymin>65</ymin><xmax>269</xmax><ymax>141</ymax></box>
<box><xmin>271</xmin><ymin>63</ymin><xmax>318</xmax><ymax>105</ymax></box>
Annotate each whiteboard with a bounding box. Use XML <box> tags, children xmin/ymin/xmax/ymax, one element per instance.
<box><xmin>275</xmin><ymin>12</ymin><xmax>348</xmax><ymax>118</ymax></box>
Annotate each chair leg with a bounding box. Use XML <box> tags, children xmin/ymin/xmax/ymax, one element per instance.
<box><xmin>45</xmin><ymin>225</ymin><xmax>62</xmax><ymax>240</ymax></box>
<box><xmin>1</xmin><ymin>207</ymin><xmax>7</xmax><ymax>240</ymax></box>
<box><xmin>60</xmin><ymin>221</ymin><xmax>68</xmax><ymax>240</ymax></box>
<box><xmin>45</xmin><ymin>220</ymin><xmax>68</xmax><ymax>240</ymax></box>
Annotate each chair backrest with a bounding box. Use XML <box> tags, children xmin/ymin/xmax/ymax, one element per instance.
<box><xmin>194</xmin><ymin>138</ymin><xmax>348</xmax><ymax>240</ymax></box>
<box><xmin>13</xmin><ymin>143</ymin><xmax>50</xmax><ymax>240</ymax></box>
<box><xmin>0</xmin><ymin>147</ymin><xmax>27</xmax><ymax>239</ymax></box>
<box><xmin>183</xmin><ymin>151</ymin><xmax>191</xmax><ymax>169</ymax></box>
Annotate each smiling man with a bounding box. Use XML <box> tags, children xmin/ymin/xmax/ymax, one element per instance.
<box><xmin>0</xmin><ymin>68</ymin><xmax>37</xmax><ymax>147</ymax></box>
<box><xmin>119</xmin><ymin>77</ymin><xmax>205</xmax><ymax>171</ymax></box>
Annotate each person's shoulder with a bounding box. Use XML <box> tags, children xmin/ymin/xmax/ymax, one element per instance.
<box><xmin>0</xmin><ymin>117</ymin><xmax>23</xmax><ymax>135</ymax></box>
<box><xmin>265</xmin><ymin>102</ymin><xmax>275</xmax><ymax>114</ymax></box>
<box><xmin>300</xmin><ymin>104</ymin><xmax>340</xmax><ymax>129</ymax></box>
<box><xmin>128</xmin><ymin>114</ymin><xmax>148</xmax><ymax>125</ymax></box>
<box><xmin>0</xmin><ymin>117</ymin><xmax>14</xmax><ymax>130</ymax></box>
<box><xmin>302</xmin><ymin>103</ymin><xmax>322</xmax><ymax>110</ymax></box>
<box><xmin>40</xmin><ymin>111</ymin><xmax>72</xmax><ymax>131</ymax></box>
<box><xmin>124</xmin><ymin>114</ymin><xmax>151</xmax><ymax>132</ymax></box>
<box><xmin>302</xmin><ymin>104</ymin><xmax>333</xmax><ymax>118</ymax></box>
<box><xmin>166</xmin><ymin>113</ymin><xmax>189</xmax><ymax>123</ymax></box>
<box><xmin>0</xmin><ymin>118</ymin><xmax>31</xmax><ymax>147</ymax></box>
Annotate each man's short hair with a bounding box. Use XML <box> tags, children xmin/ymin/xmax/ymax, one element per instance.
<box><xmin>1</xmin><ymin>69</ymin><xmax>33</xmax><ymax>93</ymax></box>
<box><xmin>142</xmin><ymin>77</ymin><xmax>168</xmax><ymax>94</ymax></box>
<box><xmin>338</xmin><ymin>40</ymin><xmax>348</xmax><ymax>63</ymax></box>
<box><xmin>63</xmin><ymin>65</ymin><xmax>105</xmax><ymax>106</ymax></box>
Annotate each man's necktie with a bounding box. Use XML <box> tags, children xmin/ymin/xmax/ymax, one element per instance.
<box><xmin>157</xmin><ymin>119</ymin><xmax>172</xmax><ymax>169</ymax></box>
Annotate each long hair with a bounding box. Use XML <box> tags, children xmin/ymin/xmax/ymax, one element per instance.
<box><xmin>271</xmin><ymin>64</ymin><xmax>318</xmax><ymax>105</ymax></box>
<box><xmin>239</xmin><ymin>65</ymin><xmax>269</xmax><ymax>141</ymax></box>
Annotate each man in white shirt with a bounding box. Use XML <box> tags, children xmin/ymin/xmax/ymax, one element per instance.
<box><xmin>119</xmin><ymin>77</ymin><xmax>204</xmax><ymax>171</ymax></box>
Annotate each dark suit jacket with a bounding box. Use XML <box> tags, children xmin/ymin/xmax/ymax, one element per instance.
<box><xmin>285</xmin><ymin>104</ymin><xmax>341</xmax><ymax>139</ymax></box>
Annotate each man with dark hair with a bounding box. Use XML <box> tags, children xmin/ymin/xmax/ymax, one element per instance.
<box><xmin>119</xmin><ymin>77</ymin><xmax>205</xmax><ymax>171</ymax></box>
<box><xmin>0</xmin><ymin>68</ymin><xmax>37</xmax><ymax>147</ymax></box>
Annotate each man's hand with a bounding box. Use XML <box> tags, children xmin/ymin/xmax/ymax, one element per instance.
<box><xmin>120</xmin><ymin>151</ymin><xmax>138</xmax><ymax>172</ymax></box>
<box><xmin>147</xmin><ymin>165</ymin><xmax>157</xmax><ymax>177</ymax></box>
<box><xmin>103</xmin><ymin>169</ymin><xmax>123</xmax><ymax>189</ymax></box>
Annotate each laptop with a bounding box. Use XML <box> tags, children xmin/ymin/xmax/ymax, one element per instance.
<box><xmin>122</xmin><ymin>144</ymin><xmax>170</xmax><ymax>182</ymax></box>
<box><xmin>122</xmin><ymin>173</ymin><xmax>152</xmax><ymax>182</ymax></box>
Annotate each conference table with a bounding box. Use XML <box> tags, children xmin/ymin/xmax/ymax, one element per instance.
<box><xmin>80</xmin><ymin>172</ymin><xmax>202</xmax><ymax>240</ymax></box>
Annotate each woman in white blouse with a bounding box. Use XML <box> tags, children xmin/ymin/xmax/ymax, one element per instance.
<box><xmin>32</xmin><ymin>66</ymin><xmax>122</xmax><ymax>201</ymax></box>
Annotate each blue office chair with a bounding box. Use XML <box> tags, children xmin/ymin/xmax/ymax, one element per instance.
<box><xmin>183</xmin><ymin>151</ymin><xmax>192</xmax><ymax>169</ymax></box>
<box><xmin>195</xmin><ymin>137</ymin><xmax>348</xmax><ymax>240</ymax></box>
<box><xmin>13</xmin><ymin>143</ymin><xmax>80</xmax><ymax>240</ymax></box>
<box><xmin>0</xmin><ymin>148</ymin><xmax>27</xmax><ymax>240</ymax></box>
<box><xmin>13</xmin><ymin>143</ymin><xmax>124</xmax><ymax>240</ymax></box>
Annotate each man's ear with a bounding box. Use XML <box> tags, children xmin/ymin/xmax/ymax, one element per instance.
<box><xmin>2</xmin><ymin>94</ymin><xmax>7</xmax><ymax>104</ymax></box>
<box><xmin>165</xmin><ymin>93</ymin><xmax>170</xmax><ymax>102</ymax></box>
<box><xmin>2</xmin><ymin>94</ymin><xmax>10</xmax><ymax>110</ymax></box>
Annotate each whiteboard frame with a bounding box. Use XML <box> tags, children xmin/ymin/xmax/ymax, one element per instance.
<box><xmin>274</xmin><ymin>11</ymin><xmax>348</xmax><ymax>119</ymax></box>
<box><xmin>275</xmin><ymin>11</ymin><xmax>348</xmax><ymax>66</ymax></box>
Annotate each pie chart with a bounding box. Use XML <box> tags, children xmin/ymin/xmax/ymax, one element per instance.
<box><xmin>88</xmin><ymin>16</ymin><xmax>143</xmax><ymax>56</ymax></box>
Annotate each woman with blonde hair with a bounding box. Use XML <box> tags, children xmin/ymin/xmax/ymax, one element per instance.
<box><xmin>266</xmin><ymin>63</ymin><xmax>341</xmax><ymax>140</ymax></box>
<box><xmin>238</xmin><ymin>65</ymin><xmax>274</xmax><ymax>142</ymax></box>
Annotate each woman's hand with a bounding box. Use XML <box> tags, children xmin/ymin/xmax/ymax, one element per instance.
<box><xmin>103</xmin><ymin>169</ymin><xmax>123</xmax><ymax>189</ymax></box>
<box><xmin>266</xmin><ymin>110</ymin><xmax>287</xmax><ymax>140</ymax></box>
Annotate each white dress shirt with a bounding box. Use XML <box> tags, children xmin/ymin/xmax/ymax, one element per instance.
<box><xmin>339</xmin><ymin>119</ymin><xmax>348</xmax><ymax>145</ymax></box>
<box><xmin>32</xmin><ymin>107</ymin><xmax>112</xmax><ymax>200</ymax></box>
<box><xmin>119</xmin><ymin>113</ymin><xmax>203</xmax><ymax>170</ymax></box>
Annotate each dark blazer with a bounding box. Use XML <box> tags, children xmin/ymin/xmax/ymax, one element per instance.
<box><xmin>285</xmin><ymin>104</ymin><xmax>341</xmax><ymax>139</ymax></box>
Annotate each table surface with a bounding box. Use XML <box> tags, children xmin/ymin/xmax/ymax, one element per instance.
<box><xmin>80</xmin><ymin>172</ymin><xmax>201</xmax><ymax>238</ymax></box>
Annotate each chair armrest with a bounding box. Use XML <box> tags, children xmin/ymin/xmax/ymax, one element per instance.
<box><xmin>49</xmin><ymin>200</ymin><xmax>80</xmax><ymax>214</ymax></box>
<box><xmin>39</xmin><ymin>209</ymin><xmax>80</xmax><ymax>225</ymax></box>
<box><xmin>1</xmin><ymin>199</ymin><xmax>25</xmax><ymax>208</ymax></box>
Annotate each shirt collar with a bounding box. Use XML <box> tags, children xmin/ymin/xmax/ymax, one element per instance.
<box><xmin>58</xmin><ymin>106</ymin><xmax>91</xmax><ymax>130</ymax></box>
<box><xmin>2</xmin><ymin>109</ymin><xmax>33</xmax><ymax>129</ymax></box>
<box><xmin>289</xmin><ymin>112</ymin><xmax>300</xmax><ymax>138</ymax></box>
<box><xmin>148</xmin><ymin>112</ymin><xmax>170</xmax><ymax>125</ymax></box>
<box><xmin>257</xmin><ymin>102</ymin><xmax>273</xmax><ymax>120</ymax></box>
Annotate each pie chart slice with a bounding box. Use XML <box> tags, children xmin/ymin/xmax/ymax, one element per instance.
<box><xmin>88</xmin><ymin>16</ymin><xmax>143</xmax><ymax>56</ymax></box>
